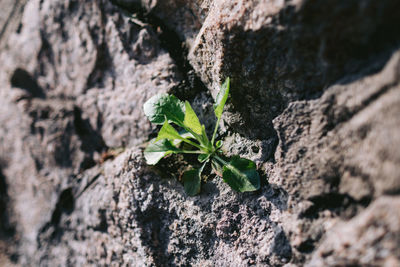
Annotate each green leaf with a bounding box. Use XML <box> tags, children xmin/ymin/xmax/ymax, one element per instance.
<box><xmin>183</xmin><ymin>170</ymin><xmax>201</xmax><ymax>196</ymax></box>
<box><xmin>222</xmin><ymin>156</ymin><xmax>260</xmax><ymax>192</ymax></box>
<box><xmin>156</xmin><ymin>121</ymin><xmax>183</xmax><ymax>141</ymax></box>
<box><xmin>198</xmin><ymin>154</ymin><xmax>210</xmax><ymax>163</ymax></box>
<box><xmin>213</xmin><ymin>77</ymin><xmax>230</xmax><ymax>119</ymax></box>
<box><xmin>216</xmin><ymin>140</ymin><xmax>223</xmax><ymax>148</ymax></box>
<box><xmin>144</xmin><ymin>139</ymin><xmax>181</xmax><ymax>165</ymax></box>
<box><xmin>183</xmin><ymin>101</ymin><xmax>202</xmax><ymax>135</ymax></box>
<box><xmin>183</xmin><ymin>163</ymin><xmax>206</xmax><ymax>196</ymax></box>
<box><xmin>179</xmin><ymin>131</ymin><xmax>194</xmax><ymax>140</ymax></box>
<box><xmin>143</xmin><ymin>94</ymin><xmax>185</xmax><ymax>125</ymax></box>
<box><xmin>200</xmin><ymin>125</ymin><xmax>210</xmax><ymax>146</ymax></box>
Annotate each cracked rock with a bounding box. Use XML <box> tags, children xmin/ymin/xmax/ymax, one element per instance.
<box><xmin>0</xmin><ymin>0</ymin><xmax>399</xmax><ymax>266</ymax></box>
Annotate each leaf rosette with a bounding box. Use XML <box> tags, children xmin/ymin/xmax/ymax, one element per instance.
<box><xmin>143</xmin><ymin>78</ymin><xmax>260</xmax><ymax>195</ymax></box>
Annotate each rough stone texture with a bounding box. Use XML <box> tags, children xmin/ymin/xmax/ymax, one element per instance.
<box><xmin>0</xmin><ymin>0</ymin><xmax>399</xmax><ymax>266</ymax></box>
<box><xmin>189</xmin><ymin>0</ymin><xmax>400</xmax><ymax>139</ymax></box>
<box><xmin>272</xmin><ymin>51</ymin><xmax>400</xmax><ymax>203</ymax></box>
<box><xmin>31</xmin><ymin>148</ymin><xmax>291</xmax><ymax>266</ymax></box>
<box><xmin>271</xmin><ymin>50</ymin><xmax>400</xmax><ymax>264</ymax></box>
<box><xmin>0</xmin><ymin>0</ymin><xmax>181</xmax><ymax>263</ymax></box>
<box><xmin>0</xmin><ymin>0</ymin><xmax>27</xmax><ymax>50</ymax></box>
<box><xmin>146</xmin><ymin>0</ymin><xmax>212</xmax><ymax>46</ymax></box>
<box><xmin>1</xmin><ymin>0</ymin><xmax>181</xmax><ymax>148</ymax></box>
<box><xmin>309</xmin><ymin>196</ymin><xmax>400</xmax><ymax>267</ymax></box>
<box><xmin>115</xmin><ymin>0</ymin><xmax>212</xmax><ymax>46</ymax></box>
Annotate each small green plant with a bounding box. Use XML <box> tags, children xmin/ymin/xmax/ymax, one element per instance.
<box><xmin>143</xmin><ymin>78</ymin><xmax>260</xmax><ymax>196</ymax></box>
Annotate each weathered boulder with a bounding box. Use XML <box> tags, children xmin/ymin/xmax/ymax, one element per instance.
<box><xmin>32</xmin><ymin>148</ymin><xmax>291</xmax><ymax>266</ymax></box>
<box><xmin>271</xmin><ymin>50</ymin><xmax>400</xmax><ymax>265</ymax></box>
<box><xmin>189</xmin><ymin>0</ymin><xmax>400</xmax><ymax>140</ymax></box>
<box><xmin>309</xmin><ymin>196</ymin><xmax>400</xmax><ymax>267</ymax></box>
<box><xmin>0</xmin><ymin>0</ymin><xmax>399</xmax><ymax>266</ymax></box>
<box><xmin>272</xmin><ymin>51</ymin><xmax>400</xmax><ymax>203</ymax></box>
<box><xmin>0</xmin><ymin>0</ymin><xmax>181</xmax><ymax>262</ymax></box>
<box><xmin>115</xmin><ymin>0</ymin><xmax>212</xmax><ymax>46</ymax></box>
<box><xmin>1</xmin><ymin>0</ymin><xmax>182</xmax><ymax>148</ymax></box>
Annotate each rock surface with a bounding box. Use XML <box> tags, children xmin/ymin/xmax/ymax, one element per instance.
<box><xmin>0</xmin><ymin>0</ymin><xmax>399</xmax><ymax>266</ymax></box>
<box><xmin>189</xmin><ymin>0</ymin><xmax>400</xmax><ymax>139</ymax></box>
<box><xmin>309</xmin><ymin>196</ymin><xmax>400</xmax><ymax>267</ymax></box>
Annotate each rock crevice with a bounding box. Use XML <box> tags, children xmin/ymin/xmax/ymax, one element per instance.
<box><xmin>0</xmin><ymin>0</ymin><xmax>399</xmax><ymax>266</ymax></box>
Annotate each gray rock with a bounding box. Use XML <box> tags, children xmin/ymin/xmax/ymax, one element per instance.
<box><xmin>1</xmin><ymin>0</ymin><xmax>182</xmax><ymax>148</ymax></box>
<box><xmin>136</xmin><ymin>0</ymin><xmax>212</xmax><ymax>47</ymax></box>
<box><xmin>272</xmin><ymin>51</ymin><xmax>400</xmax><ymax>203</ymax></box>
<box><xmin>0</xmin><ymin>0</ymin><xmax>27</xmax><ymax>50</ymax></box>
<box><xmin>0</xmin><ymin>0</ymin><xmax>181</xmax><ymax>262</ymax></box>
<box><xmin>0</xmin><ymin>0</ymin><xmax>399</xmax><ymax>266</ymax></box>
<box><xmin>271</xmin><ymin>50</ymin><xmax>400</xmax><ymax>265</ymax></box>
<box><xmin>33</xmin><ymin>148</ymin><xmax>291</xmax><ymax>266</ymax></box>
<box><xmin>189</xmin><ymin>0</ymin><xmax>400</xmax><ymax>140</ymax></box>
<box><xmin>308</xmin><ymin>196</ymin><xmax>400</xmax><ymax>267</ymax></box>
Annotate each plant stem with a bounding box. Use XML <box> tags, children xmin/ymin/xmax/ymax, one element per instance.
<box><xmin>211</xmin><ymin>116</ymin><xmax>221</xmax><ymax>145</ymax></box>
<box><xmin>182</xmin><ymin>138</ymin><xmax>204</xmax><ymax>151</ymax></box>
<box><xmin>214</xmin><ymin>155</ymin><xmax>228</xmax><ymax>166</ymax></box>
<box><xmin>178</xmin><ymin>121</ymin><xmax>209</xmax><ymax>147</ymax></box>
<box><xmin>181</xmin><ymin>150</ymin><xmax>205</xmax><ymax>154</ymax></box>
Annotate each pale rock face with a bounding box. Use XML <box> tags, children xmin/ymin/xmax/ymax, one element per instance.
<box><xmin>189</xmin><ymin>0</ymin><xmax>400</xmax><ymax>140</ymax></box>
<box><xmin>308</xmin><ymin>196</ymin><xmax>400</xmax><ymax>267</ymax></box>
<box><xmin>0</xmin><ymin>0</ymin><xmax>399</xmax><ymax>266</ymax></box>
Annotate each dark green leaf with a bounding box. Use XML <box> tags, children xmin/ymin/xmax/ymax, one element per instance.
<box><xmin>213</xmin><ymin>77</ymin><xmax>230</xmax><ymax>119</ymax></box>
<box><xmin>183</xmin><ymin>101</ymin><xmax>202</xmax><ymax>135</ymax></box>
<box><xmin>143</xmin><ymin>94</ymin><xmax>185</xmax><ymax>125</ymax></box>
<box><xmin>198</xmin><ymin>154</ymin><xmax>210</xmax><ymax>163</ymax></box>
<box><xmin>183</xmin><ymin>170</ymin><xmax>200</xmax><ymax>196</ymax></box>
<box><xmin>156</xmin><ymin>121</ymin><xmax>183</xmax><ymax>141</ymax></box>
<box><xmin>183</xmin><ymin>163</ymin><xmax>206</xmax><ymax>196</ymax></box>
<box><xmin>222</xmin><ymin>156</ymin><xmax>260</xmax><ymax>192</ymax></box>
<box><xmin>144</xmin><ymin>138</ymin><xmax>181</xmax><ymax>165</ymax></box>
